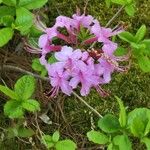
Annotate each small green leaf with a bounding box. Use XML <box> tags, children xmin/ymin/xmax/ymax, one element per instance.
<box><xmin>138</xmin><ymin>55</ymin><xmax>150</xmax><ymax>72</ymax></box>
<box><xmin>19</xmin><ymin>0</ymin><xmax>48</xmax><ymax>10</ymax></box>
<box><xmin>141</xmin><ymin>137</ymin><xmax>150</xmax><ymax>150</ymax></box>
<box><xmin>114</xmin><ymin>47</ymin><xmax>128</xmax><ymax>56</ymax></box>
<box><xmin>125</xmin><ymin>4</ymin><xmax>136</xmax><ymax>17</ymax></box>
<box><xmin>0</xmin><ymin>28</ymin><xmax>14</xmax><ymax>47</ymax></box>
<box><xmin>17</xmin><ymin>127</ymin><xmax>34</xmax><ymax>137</ymax></box>
<box><xmin>15</xmin><ymin>7</ymin><xmax>33</xmax><ymax>35</ymax></box>
<box><xmin>4</xmin><ymin>100</ymin><xmax>24</xmax><ymax>118</ymax></box>
<box><xmin>48</xmin><ymin>55</ymin><xmax>58</xmax><ymax>64</ymax></box>
<box><xmin>22</xmin><ymin>99</ymin><xmax>40</xmax><ymax>112</ymax></box>
<box><xmin>140</xmin><ymin>39</ymin><xmax>150</xmax><ymax>55</ymax></box>
<box><xmin>55</xmin><ymin>140</ymin><xmax>77</xmax><ymax>150</ymax></box>
<box><xmin>42</xmin><ymin>135</ymin><xmax>54</xmax><ymax>149</ymax></box>
<box><xmin>105</xmin><ymin>0</ymin><xmax>111</xmax><ymax>8</ymax></box>
<box><xmin>113</xmin><ymin>134</ymin><xmax>132</xmax><ymax>150</ymax></box>
<box><xmin>98</xmin><ymin>114</ymin><xmax>121</xmax><ymax>133</ymax></box>
<box><xmin>135</xmin><ymin>25</ymin><xmax>146</xmax><ymax>43</ymax></box>
<box><xmin>14</xmin><ymin>75</ymin><xmax>35</xmax><ymax>100</ymax></box>
<box><xmin>87</xmin><ymin>130</ymin><xmax>109</xmax><ymax>144</ymax></box>
<box><xmin>111</xmin><ymin>0</ymin><xmax>126</xmax><ymax>5</ymax></box>
<box><xmin>32</xmin><ymin>58</ymin><xmax>47</xmax><ymax>77</ymax></box>
<box><xmin>52</xmin><ymin>131</ymin><xmax>60</xmax><ymax>142</ymax></box>
<box><xmin>118</xmin><ymin>31</ymin><xmax>135</xmax><ymax>43</ymax></box>
<box><xmin>115</xmin><ymin>96</ymin><xmax>127</xmax><ymax>128</ymax></box>
<box><xmin>0</xmin><ymin>85</ymin><xmax>17</xmax><ymax>99</ymax></box>
<box><xmin>2</xmin><ymin>0</ymin><xmax>16</xmax><ymax>6</ymax></box>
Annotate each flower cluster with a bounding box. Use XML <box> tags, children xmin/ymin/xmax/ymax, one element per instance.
<box><xmin>27</xmin><ymin>13</ymin><xmax>128</xmax><ymax>97</ymax></box>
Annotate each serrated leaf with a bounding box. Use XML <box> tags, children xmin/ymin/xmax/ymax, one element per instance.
<box><xmin>135</xmin><ymin>25</ymin><xmax>146</xmax><ymax>43</ymax></box>
<box><xmin>98</xmin><ymin>114</ymin><xmax>121</xmax><ymax>133</ymax></box>
<box><xmin>141</xmin><ymin>137</ymin><xmax>150</xmax><ymax>150</ymax></box>
<box><xmin>17</xmin><ymin>127</ymin><xmax>34</xmax><ymax>137</ymax></box>
<box><xmin>0</xmin><ymin>6</ymin><xmax>15</xmax><ymax>18</ymax></box>
<box><xmin>22</xmin><ymin>99</ymin><xmax>40</xmax><ymax>112</ymax></box>
<box><xmin>0</xmin><ymin>85</ymin><xmax>18</xmax><ymax>99</ymax></box>
<box><xmin>87</xmin><ymin>130</ymin><xmax>109</xmax><ymax>144</ymax></box>
<box><xmin>1</xmin><ymin>15</ymin><xmax>14</xmax><ymax>27</ymax></box>
<box><xmin>19</xmin><ymin>0</ymin><xmax>48</xmax><ymax>10</ymax></box>
<box><xmin>42</xmin><ymin>135</ymin><xmax>54</xmax><ymax>149</ymax></box>
<box><xmin>14</xmin><ymin>75</ymin><xmax>35</xmax><ymax>100</ymax></box>
<box><xmin>113</xmin><ymin>134</ymin><xmax>132</xmax><ymax>150</ymax></box>
<box><xmin>118</xmin><ymin>31</ymin><xmax>135</xmax><ymax>43</ymax></box>
<box><xmin>15</xmin><ymin>7</ymin><xmax>33</xmax><ymax>35</ymax></box>
<box><xmin>0</xmin><ymin>28</ymin><xmax>14</xmax><ymax>47</ymax></box>
<box><xmin>115</xmin><ymin>96</ymin><xmax>127</xmax><ymax>128</ymax></box>
<box><xmin>4</xmin><ymin>100</ymin><xmax>24</xmax><ymax>118</ymax></box>
<box><xmin>138</xmin><ymin>55</ymin><xmax>150</xmax><ymax>72</ymax></box>
<box><xmin>52</xmin><ymin>131</ymin><xmax>60</xmax><ymax>142</ymax></box>
<box><xmin>127</xmin><ymin>108</ymin><xmax>150</xmax><ymax>138</ymax></box>
<box><xmin>2</xmin><ymin>0</ymin><xmax>16</xmax><ymax>6</ymax></box>
<box><xmin>125</xmin><ymin>4</ymin><xmax>136</xmax><ymax>17</ymax></box>
<box><xmin>55</xmin><ymin>140</ymin><xmax>77</xmax><ymax>150</ymax></box>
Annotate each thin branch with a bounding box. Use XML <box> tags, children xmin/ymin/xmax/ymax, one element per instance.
<box><xmin>0</xmin><ymin>64</ymin><xmax>103</xmax><ymax>118</ymax></box>
<box><xmin>0</xmin><ymin>65</ymin><xmax>49</xmax><ymax>81</ymax></box>
<box><xmin>72</xmin><ymin>91</ymin><xmax>103</xmax><ymax>118</ymax></box>
<box><xmin>105</xmin><ymin>5</ymin><xmax>125</xmax><ymax>28</ymax></box>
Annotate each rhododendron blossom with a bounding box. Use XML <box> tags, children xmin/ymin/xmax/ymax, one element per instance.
<box><xmin>26</xmin><ymin>13</ymin><xmax>128</xmax><ymax>97</ymax></box>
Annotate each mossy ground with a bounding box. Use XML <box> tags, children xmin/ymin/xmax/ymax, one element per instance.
<box><xmin>0</xmin><ymin>0</ymin><xmax>150</xmax><ymax>149</ymax></box>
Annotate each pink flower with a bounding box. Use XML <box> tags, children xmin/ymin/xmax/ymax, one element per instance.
<box><xmin>55</xmin><ymin>46</ymin><xmax>82</xmax><ymax>71</ymax></box>
<box><xmin>47</xmin><ymin>62</ymin><xmax>72</xmax><ymax>96</ymax></box>
<box><xmin>69</xmin><ymin>60</ymin><xmax>99</xmax><ymax>96</ymax></box>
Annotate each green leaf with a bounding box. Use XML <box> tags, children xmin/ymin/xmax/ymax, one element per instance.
<box><xmin>125</xmin><ymin>4</ymin><xmax>136</xmax><ymax>17</ymax></box>
<box><xmin>118</xmin><ymin>31</ymin><xmax>135</xmax><ymax>43</ymax></box>
<box><xmin>22</xmin><ymin>99</ymin><xmax>40</xmax><ymax>112</ymax></box>
<box><xmin>127</xmin><ymin>108</ymin><xmax>150</xmax><ymax>138</ymax></box>
<box><xmin>98</xmin><ymin>114</ymin><xmax>121</xmax><ymax>133</ymax></box>
<box><xmin>135</xmin><ymin>25</ymin><xmax>146</xmax><ymax>43</ymax></box>
<box><xmin>2</xmin><ymin>0</ymin><xmax>16</xmax><ymax>6</ymax></box>
<box><xmin>113</xmin><ymin>134</ymin><xmax>132</xmax><ymax>150</ymax></box>
<box><xmin>111</xmin><ymin>0</ymin><xmax>126</xmax><ymax>5</ymax></box>
<box><xmin>42</xmin><ymin>135</ymin><xmax>54</xmax><ymax>149</ymax></box>
<box><xmin>115</xmin><ymin>96</ymin><xmax>127</xmax><ymax>128</ymax></box>
<box><xmin>4</xmin><ymin>100</ymin><xmax>24</xmax><ymax>118</ymax></box>
<box><xmin>52</xmin><ymin>131</ymin><xmax>60</xmax><ymax>143</ymax></box>
<box><xmin>138</xmin><ymin>55</ymin><xmax>150</xmax><ymax>72</ymax></box>
<box><xmin>48</xmin><ymin>55</ymin><xmax>58</xmax><ymax>64</ymax></box>
<box><xmin>87</xmin><ymin>130</ymin><xmax>109</xmax><ymax>144</ymax></box>
<box><xmin>17</xmin><ymin>127</ymin><xmax>34</xmax><ymax>137</ymax></box>
<box><xmin>0</xmin><ymin>6</ymin><xmax>15</xmax><ymax>18</ymax></box>
<box><xmin>0</xmin><ymin>85</ymin><xmax>18</xmax><ymax>99</ymax></box>
<box><xmin>55</xmin><ymin>140</ymin><xmax>77</xmax><ymax>150</ymax></box>
<box><xmin>15</xmin><ymin>7</ymin><xmax>33</xmax><ymax>35</ymax></box>
<box><xmin>1</xmin><ymin>16</ymin><xmax>14</xmax><ymax>27</ymax></box>
<box><xmin>140</xmin><ymin>39</ymin><xmax>150</xmax><ymax>55</ymax></box>
<box><xmin>114</xmin><ymin>47</ymin><xmax>128</xmax><ymax>56</ymax></box>
<box><xmin>19</xmin><ymin>0</ymin><xmax>48</xmax><ymax>10</ymax></box>
<box><xmin>0</xmin><ymin>28</ymin><xmax>14</xmax><ymax>47</ymax></box>
<box><xmin>14</xmin><ymin>75</ymin><xmax>35</xmax><ymax>100</ymax></box>
<box><xmin>32</xmin><ymin>58</ymin><xmax>47</xmax><ymax>77</ymax></box>
<box><xmin>141</xmin><ymin>137</ymin><xmax>150</xmax><ymax>150</ymax></box>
